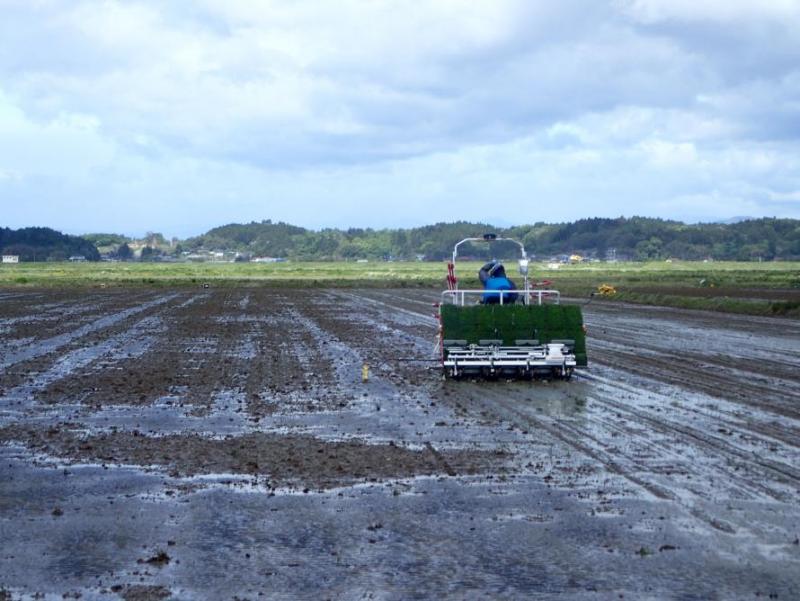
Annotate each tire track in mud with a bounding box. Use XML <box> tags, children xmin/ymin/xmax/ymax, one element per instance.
<box><xmin>284</xmin><ymin>292</ymin><xmax>386</xmax><ymax>391</ymax></box>
<box><xmin>368</xmin><ymin>289</ymin><xmax>438</xmax><ymax>310</ymax></box>
<box><xmin>44</xmin><ymin>289</ymin><xmax>346</xmax><ymax>418</ymax></box>
<box><xmin>591</xmin><ymin>343</ymin><xmax>800</xmax><ymax>422</ymax></box>
<box><xmin>580</xmin><ymin>373</ymin><xmax>800</xmax><ymax>497</ymax></box>
<box><xmin>584</xmin><ymin>302</ymin><xmax>800</xmax><ymax>406</ymax></box>
<box><xmin>537</xmin><ymin>382</ymin><xmax>795</xmax><ymax>533</ymax></box>
<box><xmin>0</xmin><ymin>292</ymin><xmax>190</xmax><ymax>402</ymax></box>
<box><xmin>6</xmin><ymin>314</ymin><xmax>166</xmax><ymax>405</ymax></box>
<box><xmin>330</xmin><ymin>291</ymin><xmax>436</xmax><ymax>346</ymax></box>
<box><xmin>587</xmin><ymin>364</ymin><xmax>800</xmax><ymax>452</ymax></box>
<box><xmin>469</xmin><ymin>385</ymin><xmax>678</xmax><ymax>499</ymax></box>
<box><xmin>584</xmin><ymin>393</ymin><xmax>798</xmax><ymax>505</ymax></box>
<box><xmin>589</xmin><ymin>320</ymin><xmax>800</xmax><ymax>368</ymax></box>
<box><xmin>70</xmin><ymin>291</ymin><xmax>245</xmax><ymax>414</ymax></box>
<box><xmin>0</xmin><ymin>292</ymin><xmax>181</xmax><ymax>370</ymax></box>
<box><xmin>0</xmin><ymin>290</ymin><xmax>90</xmax><ymax>320</ymax></box>
<box><xmin>0</xmin><ymin>295</ymin><xmax>204</xmax><ymax>409</ymax></box>
<box><xmin>584</xmin><ymin>314</ymin><xmax>800</xmax><ymax>407</ymax></box>
<box><xmin>318</xmin><ymin>291</ymin><xmax>439</xmax><ymax>388</ymax></box>
<box><xmin>237</xmin><ymin>292</ymin><xmax>345</xmax><ymax>418</ymax></box>
<box><xmin>0</xmin><ymin>290</ymin><xmax>156</xmax><ymax>346</ymax></box>
<box><xmin>456</xmin><ymin>386</ymin><xmax>751</xmax><ymax>534</ymax></box>
<box><xmin>587</xmin><ymin>298</ymin><xmax>800</xmax><ymax>333</ymax></box>
<box><xmin>583</xmin><ymin>315</ymin><xmax>800</xmax><ymax>446</ymax></box>
<box><xmin>35</xmin><ymin>293</ymin><xmax>213</xmax><ymax>409</ymax></box>
<box><xmin>340</xmin><ymin>290</ymin><xmax>439</xmax><ymax>326</ymax></box>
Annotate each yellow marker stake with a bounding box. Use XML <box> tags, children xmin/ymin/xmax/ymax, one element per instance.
<box><xmin>362</xmin><ymin>363</ymin><xmax>369</xmax><ymax>383</ymax></box>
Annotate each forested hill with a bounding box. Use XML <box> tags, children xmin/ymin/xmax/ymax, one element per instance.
<box><xmin>185</xmin><ymin>217</ymin><xmax>800</xmax><ymax>261</ymax></box>
<box><xmin>0</xmin><ymin>227</ymin><xmax>100</xmax><ymax>261</ymax></box>
<box><xmin>6</xmin><ymin>218</ymin><xmax>800</xmax><ymax>262</ymax></box>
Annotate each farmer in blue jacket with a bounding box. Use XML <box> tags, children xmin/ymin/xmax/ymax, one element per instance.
<box><xmin>479</xmin><ymin>261</ymin><xmax>518</xmax><ymax>304</ymax></box>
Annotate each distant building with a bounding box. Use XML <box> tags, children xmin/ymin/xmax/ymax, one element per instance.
<box><xmin>252</xmin><ymin>257</ymin><xmax>286</xmax><ymax>263</ymax></box>
<box><xmin>2</xmin><ymin>255</ymin><xmax>19</xmax><ymax>264</ymax></box>
<box><xmin>68</xmin><ymin>255</ymin><xmax>86</xmax><ymax>262</ymax></box>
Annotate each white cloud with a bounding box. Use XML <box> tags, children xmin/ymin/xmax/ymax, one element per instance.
<box><xmin>618</xmin><ymin>0</ymin><xmax>800</xmax><ymax>24</ymax></box>
<box><xmin>768</xmin><ymin>190</ymin><xmax>800</xmax><ymax>203</ymax></box>
<box><xmin>3</xmin><ymin>0</ymin><xmax>715</xmax><ymax>165</ymax></box>
<box><xmin>638</xmin><ymin>139</ymin><xmax>698</xmax><ymax>168</ymax></box>
<box><xmin>0</xmin><ymin>1</ymin><xmax>799</xmax><ymax>233</ymax></box>
<box><xmin>0</xmin><ymin>91</ymin><xmax>115</xmax><ymax>179</ymax></box>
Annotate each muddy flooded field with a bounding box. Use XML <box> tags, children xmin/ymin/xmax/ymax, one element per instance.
<box><xmin>1</xmin><ymin>287</ymin><xmax>799</xmax><ymax>599</ymax></box>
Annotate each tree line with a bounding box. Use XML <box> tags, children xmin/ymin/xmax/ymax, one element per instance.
<box><xmin>3</xmin><ymin>217</ymin><xmax>799</xmax><ymax>262</ymax></box>
<box><xmin>184</xmin><ymin>217</ymin><xmax>800</xmax><ymax>261</ymax></box>
<box><xmin>0</xmin><ymin>227</ymin><xmax>100</xmax><ymax>262</ymax></box>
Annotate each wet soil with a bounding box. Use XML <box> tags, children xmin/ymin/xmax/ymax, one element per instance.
<box><xmin>629</xmin><ymin>285</ymin><xmax>800</xmax><ymax>301</ymax></box>
<box><xmin>0</xmin><ymin>424</ymin><xmax>501</xmax><ymax>488</ymax></box>
<box><xmin>116</xmin><ymin>585</ymin><xmax>171</xmax><ymax>601</ymax></box>
<box><xmin>2</xmin><ymin>287</ymin><xmax>799</xmax><ymax>599</ymax></box>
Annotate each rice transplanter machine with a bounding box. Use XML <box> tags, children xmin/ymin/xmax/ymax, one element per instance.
<box><xmin>437</xmin><ymin>234</ymin><xmax>587</xmax><ymax>379</ymax></box>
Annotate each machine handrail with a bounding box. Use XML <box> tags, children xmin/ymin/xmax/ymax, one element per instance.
<box><xmin>452</xmin><ymin>236</ymin><xmax>527</xmax><ymax>264</ymax></box>
<box><xmin>441</xmin><ymin>289</ymin><xmax>561</xmax><ymax>306</ymax></box>
<box><xmin>449</xmin><ymin>235</ymin><xmax>532</xmax><ymax>292</ymax></box>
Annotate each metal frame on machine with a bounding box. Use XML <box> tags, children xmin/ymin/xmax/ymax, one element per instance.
<box><xmin>441</xmin><ymin>289</ymin><xmax>560</xmax><ymax>306</ymax></box>
<box><xmin>443</xmin><ymin>343</ymin><xmax>576</xmax><ymax>379</ymax></box>
<box><xmin>447</xmin><ymin>235</ymin><xmax>560</xmax><ymax>305</ymax></box>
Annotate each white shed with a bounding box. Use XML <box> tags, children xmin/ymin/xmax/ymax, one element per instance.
<box><xmin>2</xmin><ymin>255</ymin><xmax>19</xmax><ymax>264</ymax></box>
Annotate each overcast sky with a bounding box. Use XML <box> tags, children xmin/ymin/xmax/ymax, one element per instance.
<box><xmin>1</xmin><ymin>0</ymin><xmax>799</xmax><ymax>237</ymax></box>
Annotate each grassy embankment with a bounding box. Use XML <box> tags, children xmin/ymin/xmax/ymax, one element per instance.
<box><xmin>1</xmin><ymin>260</ymin><xmax>799</xmax><ymax>316</ymax></box>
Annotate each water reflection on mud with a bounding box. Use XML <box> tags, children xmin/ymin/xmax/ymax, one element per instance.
<box><xmin>443</xmin><ymin>379</ymin><xmax>590</xmax><ymax>418</ymax></box>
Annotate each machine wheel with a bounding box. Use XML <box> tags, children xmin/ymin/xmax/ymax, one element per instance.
<box><xmin>444</xmin><ymin>368</ymin><xmax>462</xmax><ymax>381</ymax></box>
